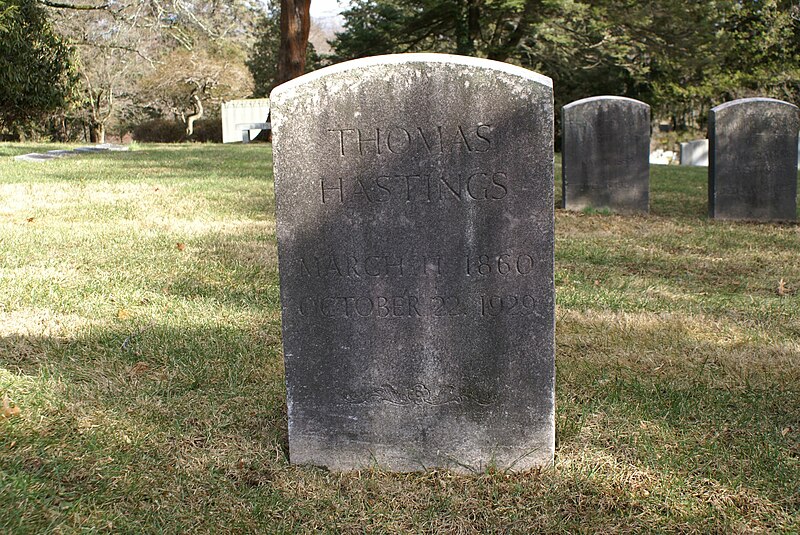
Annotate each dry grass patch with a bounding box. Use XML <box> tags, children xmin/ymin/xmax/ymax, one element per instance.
<box><xmin>557</xmin><ymin>309</ymin><xmax>800</xmax><ymax>387</ymax></box>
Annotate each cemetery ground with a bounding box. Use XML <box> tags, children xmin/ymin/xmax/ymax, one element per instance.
<box><xmin>0</xmin><ymin>142</ymin><xmax>798</xmax><ymax>533</ymax></box>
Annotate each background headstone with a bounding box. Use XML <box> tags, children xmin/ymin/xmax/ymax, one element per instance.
<box><xmin>562</xmin><ymin>96</ymin><xmax>650</xmax><ymax>214</ymax></box>
<box><xmin>680</xmin><ymin>139</ymin><xmax>709</xmax><ymax>167</ymax></box>
<box><xmin>221</xmin><ymin>98</ymin><xmax>270</xmax><ymax>143</ymax></box>
<box><xmin>271</xmin><ymin>54</ymin><xmax>555</xmax><ymax>473</ymax></box>
<box><xmin>649</xmin><ymin>149</ymin><xmax>676</xmax><ymax>165</ymax></box>
<box><xmin>709</xmin><ymin>98</ymin><xmax>799</xmax><ymax>221</ymax></box>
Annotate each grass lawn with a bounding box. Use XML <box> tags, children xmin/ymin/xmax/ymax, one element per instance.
<box><xmin>0</xmin><ymin>142</ymin><xmax>798</xmax><ymax>533</ymax></box>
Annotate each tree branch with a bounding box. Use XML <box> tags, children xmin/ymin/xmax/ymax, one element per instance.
<box><xmin>486</xmin><ymin>0</ymin><xmax>545</xmax><ymax>62</ymax></box>
<box><xmin>39</xmin><ymin>0</ymin><xmax>109</xmax><ymax>10</ymax></box>
<box><xmin>185</xmin><ymin>94</ymin><xmax>203</xmax><ymax>136</ymax></box>
<box><xmin>74</xmin><ymin>40</ymin><xmax>156</xmax><ymax>66</ymax></box>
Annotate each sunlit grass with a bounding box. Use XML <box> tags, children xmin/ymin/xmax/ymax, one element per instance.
<box><xmin>0</xmin><ymin>144</ymin><xmax>798</xmax><ymax>532</ymax></box>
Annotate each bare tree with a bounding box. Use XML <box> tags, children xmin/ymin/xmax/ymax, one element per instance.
<box><xmin>44</xmin><ymin>0</ymin><xmax>260</xmax><ymax>141</ymax></box>
<box><xmin>138</xmin><ymin>44</ymin><xmax>252</xmax><ymax>134</ymax></box>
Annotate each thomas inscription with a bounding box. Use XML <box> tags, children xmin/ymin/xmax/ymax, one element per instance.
<box><xmin>321</xmin><ymin>124</ymin><xmax>509</xmax><ymax>204</ymax></box>
<box><xmin>328</xmin><ymin>124</ymin><xmax>494</xmax><ymax>157</ymax></box>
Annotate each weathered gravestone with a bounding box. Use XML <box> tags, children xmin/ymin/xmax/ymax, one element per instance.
<box><xmin>271</xmin><ymin>54</ymin><xmax>555</xmax><ymax>472</ymax></box>
<box><xmin>709</xmin><ymin>98</ymin><xmax>799</xmax><ymax>221</ymax></box>
<box><xmin>562</xmin><ymin>96</ymin><xmax>650</xmax><ymax>214</ymax></box>
<box><xmin>680</xmin><ymin>139</ymin><xmax>709</xmax><ymax>167</ymax></box>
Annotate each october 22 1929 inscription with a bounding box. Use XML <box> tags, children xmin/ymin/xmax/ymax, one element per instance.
<box><xmin>270</xmin><ymin>54</ymin><xmax>555</xmax><ymax>472</ymax></box>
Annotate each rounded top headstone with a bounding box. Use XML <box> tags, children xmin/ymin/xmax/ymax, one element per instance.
<box><xmin>711</xmin><ymin>97</ymin><xmax>799</xmax><ymax>113</ymax></box>
<box><xmin>270</xmin><ymin>52</ymin><xmax>555</xmax><ymax>473</ymax></box>
<box><xmin>563</xmin><ymin>95</ymin><xmax>650</xmax><ymax>110</ymax></box>
<box><xmin>270</xmin><ymin>53</ymin><xmax>552</xmax><ymax>102</ymax></box>
<box><xmin>708</xmin><ymin>96</ymin><xmax>799</xmax><ymax>222</ymax></box>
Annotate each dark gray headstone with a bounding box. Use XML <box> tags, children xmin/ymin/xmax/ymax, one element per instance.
<box><xmin>562</xmin><ymin>96</ymin><xmax>650</xmax><ymax>214</ymax></box>
<box><xmin>709</xmin><ymin>98</ymin><xmax>799</xmax><ymax>221</ymax></box>
<box><xmin>271</xmin><ymin>54</ymin><xmax>555</xmax><ymax>473</ymax></box>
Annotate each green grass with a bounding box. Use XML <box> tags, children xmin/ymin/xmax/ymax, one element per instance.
<box><xmin>1</xmin><ymin>144</ymin><xmax>798</xmax><ymax>533</ymax></box>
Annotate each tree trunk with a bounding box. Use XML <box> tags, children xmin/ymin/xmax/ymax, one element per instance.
<box><xmin>277</xmin><ymin>0</ymin><xmax>311</xmax><ymax>85</ymax></box>
<box><xmin>455</xmin><ymin>0</ymin><xmax>481</xmax><ymax>56</ymax></box>
<box><xmin>186</xmin><ymin>94</ymin><xmax>204</xmax><ymax>136</ymax></box>
<box><xmin>89</xmin><ymin>121</ymin><xmax>105</xmax><ymax>143</ymax></box>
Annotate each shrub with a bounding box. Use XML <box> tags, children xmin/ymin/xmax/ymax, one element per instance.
<box><xmin>131</xmin><ymin>118</ymin><xmax>186</xmax><ymax>143</ymax></box>
<box><xmin>130</xmin><ymin>117</ymin><xmax>223</xmax><ymax>143</ymax></box>
<box><xmin>190</xmin><ymin>118</ymin><xmax>222</xmax><ymax>143</ymax></box>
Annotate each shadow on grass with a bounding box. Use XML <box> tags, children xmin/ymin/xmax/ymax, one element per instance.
<box><xmin>1</xmin><ymin>325</ymin><xmax>290</xmax><ymax>529</ymax></box>
<box><xmin>2</xmin><ymin>303</ymin><xmax>798</xmax><ymax>531</ymax></box>
<box><xmin>556</xmin><ymin>308</ymin><xmax>799</xmax><ymax>510</ymax></box>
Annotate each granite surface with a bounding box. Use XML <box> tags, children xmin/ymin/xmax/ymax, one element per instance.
<box><xmin>270</xmin><ymin>54</ymin><xmax>555</xmax><ymax>472</ymax></box>
<box><xmin>562</xmin><ymin>96</ymin><xmax>650</xmax><ymax>214</ymax></box>
<box><xmin>709</xmin><ymin>98</ymin><xmax>799</xmax><ymax>221</ymax></box>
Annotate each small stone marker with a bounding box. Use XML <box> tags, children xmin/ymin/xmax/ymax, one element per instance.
<box><xmin>46</xmin><ymin>150</ymin><xmax>77</xmax><ymax>158</ymax></box>
<box><xmin>709</xmin><ymin>98</ymin><xmax>799</xmax><ymax>221</ymax></box>
<box><xmin>14</xmin><ymin>153</ymin><xmax>56</xmax><ymax>162</ymax></box>
<box><xmin>679</xmin><ymin>139</ymin><xmax>709</xmax><ymax>167</ymax></box>
<box><xmin>14</xmin><ymin>144</ymin><xmax>129</xmax><ymax>162</ymax></box>
<box><xmin>271</xmin><ymin>54</ymin><xmax>555</xmax><ymax>472</ymax></box>
<box><xmin>649</xmin><ymin>149</ymin><xmax>676</xmax><ymax>165</ymax></box>
<box><xmin>96</xmin><ymin>143</ymin><xmax>129</xmax><ymax>152</ymax></box>
<box><xmin>562</xmin><ymin>96</ymin><xmax>650</xmax><ymax>214</ymax></box>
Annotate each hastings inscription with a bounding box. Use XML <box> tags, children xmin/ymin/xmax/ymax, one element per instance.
<box><xmin>320</xmin><ymin>124</ymin><xmax>510</xmax><ymax>204</ymax></box>
<box><xmin>271</xmin><ymin>54</ymin><xmax>555</xmax><ymax>473</ymax></box>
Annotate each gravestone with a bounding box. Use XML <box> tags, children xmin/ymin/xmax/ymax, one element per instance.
<box><xmin>221</xmin><ymin>99</ymin><xmax>270</xmax><ymax>143</ymax></box>
<box><xmin>680</xmin><ymin>139</ymin><xmax>709</xmax><ymax>167</ymax></box>
<box><xmin>709</xmin><ymin>98</ymin><xmax>799</xmax><ymax>221</ymax></box>
<box><xmin>649</xmin><ymin>149</ymin><xmax>676</xmax><ymax>165</ymax></box>
<box><xmin>562</xmin><ymin>96</ymin><xmax>650</xmax><ymax>214</ymax></box>
<box><xmin>271</xmin><ymin>54</ymin><xmax>555</xmax><ymax>473</ymax></box>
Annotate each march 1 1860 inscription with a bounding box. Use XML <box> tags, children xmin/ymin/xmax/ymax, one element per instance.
<box><xmin>270</xmin><ymin>54</ymin><xmax>555</xmax><ymax>472</ymax></box>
